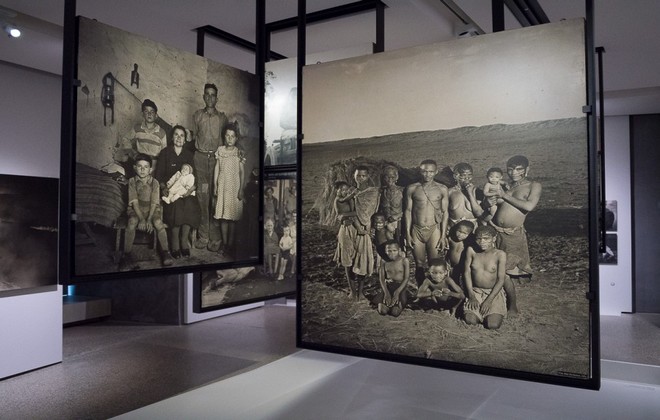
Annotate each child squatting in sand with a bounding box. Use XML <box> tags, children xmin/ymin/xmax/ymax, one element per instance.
<box><xmin>416</xmin><ymin>258</ymin><xmax>464</xmax><ymax>315</ymax></box>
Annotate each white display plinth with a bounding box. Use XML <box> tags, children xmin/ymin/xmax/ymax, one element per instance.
<box><xmin>0</xmin><ymin>286</ymin><xmax>63</xmax><ymax>379</ymax></box>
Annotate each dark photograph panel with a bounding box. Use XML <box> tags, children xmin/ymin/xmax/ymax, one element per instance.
<box><xmin>0</xmin><ymin>174</ymin><xmax>58</xmax><ymax>294</ymax></box>
<box><xmin>72</xmin><ymin>17</ymin><xmax>260</xmax><ymax>279</ymax></box>
<box><xmin>605</xmin><ymin>200</ymin><xmax>617</xmax><ymax>232</ymax></box>
<box><xmin>300</xmin><ymin>19</ymin><xmax>595</xmax><ymax>386</ymax></box>
<box><xmin>599</xmin><ymin>233</ymin><xmax>617</xmax><ymax>265</ymax></box>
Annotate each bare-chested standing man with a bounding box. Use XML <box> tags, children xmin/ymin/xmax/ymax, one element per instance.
<box><xmin>491</xmin><ymin>155</ymin><xmax>542</xmax><ymax>278</ymax></box>
<box><xmin>405</xmin><ymin>159</ymin><xmax>449</xmax><ymax>286</ymax></box>
<box><xmin>447</xmin><ymin>163</ymin><xmax>485</xmax><ymax>229</ymax></box>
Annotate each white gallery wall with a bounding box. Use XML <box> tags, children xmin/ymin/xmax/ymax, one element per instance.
<box><xmin>0</xmin><ymin>62</ymin><xmax>61</xmax><ymax>177</ymax></box>
<box><xmin>0</xmin><ymin>61</ymin><xmax>63</xmax><ymax>379</ymax></box>
<box><xmin>599</xmin><ymin>115</ymin><xmax>632</xmax><ymax>315</ymax></box>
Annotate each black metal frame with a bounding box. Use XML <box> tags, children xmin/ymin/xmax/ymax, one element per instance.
<box><xmin>585</xmin><ymin>0</ymin><xmax>601</xmax><ymax>387</ymax></box>
<box><xmin>296</xmin><ymin>0</ymin><xmax>600</xmax><ymax>390</ymax></box>
<box><xmin>59</xmin><ymin>0</ymin><xmax>77</xmax><ymax>283</ymax></box>
<box><xmin>596</xmin><ymin>46</ymin><xmax>606</xmax><ymax>253</ymax></box>
<box><xmin>263</xmin><ymin>0</ymin><xmax>386</xmax><ymax>173</ymax></box>
<box><xmin>492</xmin><ymin>0</ymin><xmax>550</xmax><ymax>32</ymax></box>
<box><xmin>195</xmin><ymin>25</ymin><xmax>287</xmax><ymax>64</ymax></box>
<box><xmin>266</xmin><ymin>0</ymin><xmax>386</xmax><ymax>56</ymax></box>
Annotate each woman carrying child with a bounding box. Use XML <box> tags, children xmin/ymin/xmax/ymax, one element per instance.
<box><xmin>154</xmin><ymin>125</ymin><xmax>201</xmax><ymax>258</ymax></box>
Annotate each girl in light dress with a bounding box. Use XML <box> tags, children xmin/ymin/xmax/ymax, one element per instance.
<box><xmin>213</xmin><ymin>121</ymin><xmax>245</xmax><ymax>256</ymax></box>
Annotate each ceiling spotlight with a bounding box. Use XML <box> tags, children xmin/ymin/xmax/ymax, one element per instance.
<box><xmin>4</xmin><ymin>25</ymin><xmax>21</xmax><ymax>38</ymax></box>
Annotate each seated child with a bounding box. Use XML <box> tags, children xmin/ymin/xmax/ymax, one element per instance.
<box><xmin>373</xmin><ymin>240</ymin><xmax>410</xmax><ymax>317</ymax></box>
<box><xmin>416</xmin><ymin>259</ymin><xmax>465</xmax><ymax>315</ymax></box>
<box><xmin>263</xmin><ymin>218</ymin><xmax>279</xmax><ymax>276</ymax></box>
<box><xmin>463</xmin><ymin>225</ymin><xmax>507</xmax><ymax>329</ymax></box>
<box><xmin>481</xmin><ymin>167</ymin><xmax>508</xmax><ymax>222</ymax></box>
<box><xmin>122</xmin><ymin>153</ymin><xmax>173</xmax><ymax>267</ymax></box>
<box><xmin>277</xmin><ymin>225</ymin><xmax>294</xmax><ymax>280</ymax></box>
<box><xmin>162</xmin><ymin>163</ymin><xmax>196</xmax><ymax>204</ymax></box>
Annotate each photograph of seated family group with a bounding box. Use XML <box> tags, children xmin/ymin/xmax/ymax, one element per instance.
<box><xmin>300</xmin><ymin>19</ymin><xmax>597</xmax><ymax>388</ymax></box>
<box><xmin>68</xmin><ymin>17</ymin><xmax>260</xmax><ymax>279</ymax></box>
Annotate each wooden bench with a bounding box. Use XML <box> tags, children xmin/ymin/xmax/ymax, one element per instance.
<box><xmin>113</xmin><ymin>215</ymin><xmax>159</xmax><ymax>252</ymax></box>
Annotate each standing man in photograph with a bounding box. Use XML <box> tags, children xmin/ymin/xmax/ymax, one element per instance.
<box><xmin>191</xmin><ymin>83</ymin><xmax>228</xmax><ymax>252</ymax></box>
<box><xmin>405</xmin><ymin>159</ymin><xmax>449</xmax><ymax>287</ymax></box>
<box><xmin>490</xmin><ymin>155</ymin><xmax>542</xmax><ymax>278</ymax></box>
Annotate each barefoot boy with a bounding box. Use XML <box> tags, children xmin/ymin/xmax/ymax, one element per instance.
<box><xmin>405</xmin><ymin>159</ymin><xmax>449</xmax><ymax>287</ymax></box>
<box><xmin>463</xmin><ymin>225</ymin><xmax>507</xmax><ymax>329</ymax></box>
<box><xmin>372</xmin><ymin>212</ymin><xmax>394</xmax><ymax>262</ymax></box>
<box><xmin>277</xmin><ymin>225</ymin><xmax>294</xmax><ymax>281</ymax></box>
<box><xmin>263</xmin><ymin>218</ymin><xmax>279</xmax><ymax>276</ymax></box>
<box><xmin>374</xmin><ymin>240</ymin><xmax>410</xmax><ymax>317</ymax></box>
<box><xmin>122</xmin><ymin>154</ymin><xmax>173</xmax><ymax>267</ymax></box>
<box><xmin>446</xmin><ymin>220</ymin><xmax>475</xmax><ymax>285</ymax></box>
<box><xmin>416</xmin><ymin>259</ymin><xmax>464</xmax><ymax>315</ymax></box>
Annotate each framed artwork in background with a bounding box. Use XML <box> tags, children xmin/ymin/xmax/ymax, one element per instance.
<box><xmin>0</xmin><ymin>174</ymin><xmax>58</xmax><ymax>295</ymax></box>
<box><xmin>194</xmin><ymin>171</ymin><xmax>297</xmax><ymax>312</ymax></box>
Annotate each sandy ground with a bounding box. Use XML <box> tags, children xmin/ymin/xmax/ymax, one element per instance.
<box><xmin>299</xmin><ymin>118</ymin><xmax>593</xmax><ymax>378</ymax></box>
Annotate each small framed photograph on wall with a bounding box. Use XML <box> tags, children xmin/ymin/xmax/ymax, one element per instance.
<box><xmin>605</xmin><ymin>200</ymin><xmax>617</xmax><ymax>232</ymax></box>
<box><xmin>0</xmin><ymin>174</ymin><xmax>58</xmax><ymax>295</ymax></box>
<box><xmin>599</xmin><ymin>233</ymin><xmax>617</xmax><ymax>265</ymax></box>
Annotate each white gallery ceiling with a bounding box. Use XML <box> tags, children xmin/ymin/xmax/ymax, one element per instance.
<box><xmin>1</xmin><ymin>0</ymin><xmax>659</xmax><ymax>114</ymax></box>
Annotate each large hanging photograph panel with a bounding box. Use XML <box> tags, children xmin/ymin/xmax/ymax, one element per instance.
<box><xmin>0</xmin><ymin>174</ymin><xmax>58</xmax><ymax>295</ymax></box>
<box><xmin>194</xmin><ymin>172</ymin><xmax>297</xmax><ymax>312</ymax></box>
<box><xmin>300</xmin><ymin>19</ymin><xmax>595</xmax><ymax>386</ymax></box>
<box><xmin>70</xmin><ymin>17</ymin><xmax>260</xmax><ymax>280</ymax></box>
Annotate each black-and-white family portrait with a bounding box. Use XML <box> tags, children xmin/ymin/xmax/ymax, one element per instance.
<box><xmin>72</xmin><ymin>17</ymin><xmax>260</xmax><ymax>278</ymax></box>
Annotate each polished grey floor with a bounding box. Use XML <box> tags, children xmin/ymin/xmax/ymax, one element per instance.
<box><xmin>601</xmin><ymin>312</ymin><xmax>660</xmax><ymax>365</ymax></box>
<box><xmin>0</xmin><ymin>307</ymin><xmax>658</xmax><ymax>419</ymax></box>
<box><xmin>0</xmin><ymin>304</ymin><xmax>297</xmax><ymax>419</ymax></box>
